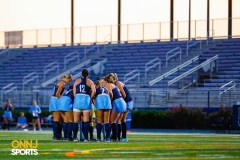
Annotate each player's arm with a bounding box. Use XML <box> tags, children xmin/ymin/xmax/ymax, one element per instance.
<box><xmin>2</xmin><ymin>104</ymin><xmax>5</xmax><ymax>110</ymax></box>
<box><xmin>38</xmin><ymin>106</ymin><xmax>41</xmax><ymax>114</ymax></box>
<box><xmin>73</xmin><ymin>81</ymin><xmax>77</xmax><ymax>96</ymax></box>
<box><xmin>89</xmin><ymin>80</ymin><xmax>96</xmax><ymax>99</ymax></box>
<box><xmin>10</xmin><ymin>104</ymin><xmax>14</xmax><ymax>111</ymax></box>
<box><xmin>106</xmin><ymin>84</ymin><xmax>113</xmax><ymax>100</ymax></box>
<box><xmin>116</xmin><ymin>82</ymin><xmax>126</xmax><ymax>99</ymax></box>
<box><xmin>56</xmin><ymin>81</ymin><xmax>64</xmax><ymax>98</ymax></box>
<box><xmin>92</xmin><ymin>98</ymin><xmax>96</xmax><ymax>106</ymax></box>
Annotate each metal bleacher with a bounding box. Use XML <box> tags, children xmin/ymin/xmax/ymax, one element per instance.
<box><xmin>1</xmin><ymin>38</ymin><xmax>240</xmax><ymax>108</ymax></box>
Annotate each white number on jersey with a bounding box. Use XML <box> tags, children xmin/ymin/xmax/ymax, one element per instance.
<box><xmin>79</xmin><ymin>85</ymin><xmax>86</xmax><ymax>93</ymax></box>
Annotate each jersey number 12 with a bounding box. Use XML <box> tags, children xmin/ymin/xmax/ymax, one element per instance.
<box><xmin>79</xmin><ymin>85</ymin><xmax>85</xmax><ymax>93</ymax></box>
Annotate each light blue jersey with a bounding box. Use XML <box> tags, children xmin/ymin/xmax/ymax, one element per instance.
<box><xmin>29</xmin><ymin>105</ymin><xmax>41</xmax><ymax>118</ymax></box>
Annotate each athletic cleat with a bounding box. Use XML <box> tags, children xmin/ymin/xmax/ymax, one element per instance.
<box><xmin>83</xmin><ymin>139</ymin><xmax>89</xmax><ymax>142</ymax></box>
<box><xmin>52</xmin><ymin>137</ymin><xmax>60</xmax><ymax>141</ymax></box>
<box><xmin>97</xmin><ymin>138</ymin><xmax>100</xmax><ymax>142</ymax></box>
<box><xmin>106</xmin><ymin>138</ymin><xmax>110</xmax><ymax>142</ymax></box>
<box><xmin>80</xmin><ymin>138</ymin><xmax>84</xmax><ymax>142</ymax></box>
<box><xmin>62</xmin><ymin>138</ymin><xmax>68</xmax><ymax>141</ymax></box>
<box><xmin>90</xmin><ymin>138</ymin><xmax>96</xmax><ymax>141</ymax></box>
<box><xmin>120</xmin><ymin>138</ymin><xmax>128</xmax><ymax>142</ymax></box>
<box><xmin>73</xmin><ymin>138</ymin><xmax>79</xmax><ymax>142</ymax></box>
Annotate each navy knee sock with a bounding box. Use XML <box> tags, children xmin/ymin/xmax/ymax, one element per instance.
<box><xmin>82</xmin><ymin>121</ymin><xmax>84</xmax><ymax>134</ymax></box>
<box><xmin>79</xmin><ymin>121</ymin><xmax>84</xmax><ymax>140</ymax></box>
<box><xmin>73</xmin><ymin>123</ymin><xmax>79</xmax><ymax>139</ymax></box>
<box><xmin>96</xmin><ymin>123</ymin><xmax>102</xmax><ymax>139</ymax></box>
<box><xmin>102</xmin><ymin>123</ymin><xmax>106</xmax><ymax>140</ymax></box>
<box><xmin>62</xmin><ymin>122</ymin><xmax>68</xmax><ymax>138</ymax></box>
<box><xmin>89</xmin><ymin>125</ymin><xmax>94</xmax><ymax>139</ymax></box>
<box><xmin>59</xmin><ymin>123</ymin><xmax>63</xmax><ymax>138</ymax></box>
<box><xmin>122</xmin><ymin>122</ymin><xmax>127</xmax><ymax>138</ymax></box>
<box><xmin>54</xmin><ymin>122</ymin><xmax>60</xmax><ymax>138</ymax></box>
<box><xmin>3</xmin><ymin>123</ymin><xmax>6</xmax><ymax>130</ymax></box>
<box><xmin>117</xmin><ymin>123</ymin><xmax>122</xmax><ymax>140</ymax></box>
<box><xmin>83</xmin><ymin>122</ymin><xmax>89</xmax><ymax>140</ymax></box>
<box><xmin>7</xmin><ymin>122</ymin><xmax>10</xmax><ymax>130</ymax></box>
<box><xmin>105</xmin><ymin>123</ymin><xmax>110</xmax><ymax>140</ymax></box>
<box><xmin>52</xmin><ymin>122</ymin><xmax>56</xmax><ymax>137</ymax></box>
<box><xmin>67</xmin><ymin>122</ymin><xmax>73</xmax><ymax>139</ymax></box>
<box><xmin>111</xmin><ymin>123</ymin><xmax>117</xmax><ymax>140</ymax></box>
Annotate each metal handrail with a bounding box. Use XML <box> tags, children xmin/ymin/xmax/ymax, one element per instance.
<box><xmin>41</xmin><ymin>59</ymin><xmax>91</xmax><ymax>87</ymax></box>
<box><xmin>64</xmin><ymin>51</ymin><xmax>79</xmax><ymax>69</ymax></box>
<box><xmin>171</xmin><ymin>82</ymin><xmax>192</xmax><ymax>97</ymax></box>
<box><xmin>22</xmin><ymin>72</ymin><xmax>38</xmax><ymax>90</ymax></box>
<box><xmin>145</xmin><ymin>58</ymin><xmax>161</xmax><ymax>78</ymax></box>
<box><xmin>73</xmin><ymin>58</ymin><xmax>108</xmax><ymax>79</ymax></box>
<box><xmin>43</xmin><ymin>61</ymin><xmax>59</xmax><ymax>80</ymax></box>
<box><xmin>0</xmin><ymin>49</ymin><xmax>9</xmax><ymax>56</ymax></box>
<box><xmin>219</xmin><ymin>80</ymin><xmax>236</xmax><ymax>101</ymax></box>
<box><xmin>207</xmin><ymin>29</ymin><xmax>215</xmax><ymax>45</ymax></box>
<box><xmin>1</xmin><ymin>83</ymin><xmax>17</xmax><ymax>103</ymax></box>
<box><xmin>168</xmin><ymin>55</ymin><xmax>218</xmax><ymax>86</ymax></box>
<box><xmin>166</xmin><ymin>47</ymin><xmax>181</xmax><ymax>67</ymax></box>
<box><xmin>186</xmin><ymin>37</ymin><xmax>202</xmax><ymax>56</ymax></box>
<box><xmin>124</xmin><ymin>69</ymin><xmax>140</xmax><ymax>84</ymax></box>
<box><xmin>149</xmin><ymin>55</ymin><xmax>199</xmax><ymax>86</ymax></box>
<box><xmin>84</xmin><ymin>43</ymin><xmax>99</xmax><ymax>59</ymax></box>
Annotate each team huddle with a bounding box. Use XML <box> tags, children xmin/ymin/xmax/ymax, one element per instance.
<box><xmin>49</xmin><ymin>69</ymin><xmax>133</xmax><ymax>142</ymax></box>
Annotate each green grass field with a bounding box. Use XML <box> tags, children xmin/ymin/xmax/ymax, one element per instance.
<box><xmin>0</xmin><ymin>130</ymin><xmax>240</xmax><ymax>159</ymax></box>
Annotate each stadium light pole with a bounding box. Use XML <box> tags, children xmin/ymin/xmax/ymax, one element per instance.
<box><xmin>188</xmin><ymin>0</ymin><xmax>191</xmax><ymax>40</ymax></box>
<box><xmin>118</xmin><ymin>0</ymin><xmax>121</xmax><ymax>42</ymax></box>
<box><xmin>170</xmin><ymin>0</ymin><xmax>174</xmax><ymax>40</ymax></box>
<box><xmin>71</xmin><ymin>0</ymin><xmax>74</xmax><ymax>45</ymax></box>
<box><xmin>207</xmin><ymin>0</ymin><xmax>209</xmax><ymax>38</ymax></box>
<box><xmin>228</xmin><ymin>0</ymin><xmax>232</xmax><ymax>38</ymax></box>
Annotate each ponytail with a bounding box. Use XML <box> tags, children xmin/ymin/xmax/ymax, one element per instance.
<box><xmin>83</xmin><ymin>76</ymin><xmax>87</xmax><ymax>86</ymax></box>
<box><xmin>82</xmin><ymin>69</ymin><xmax>89</xmax><ymax>91</ymax></box>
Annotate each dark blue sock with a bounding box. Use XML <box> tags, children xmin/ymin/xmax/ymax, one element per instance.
<box><xmin>73</xmin><ymin>123</ymin><xmax>79</xmax><ymax>139</ymax></box>
<box><xmin>105</xmin><ymin>123</ymin><xmax>110</xmax><ymax>139</ymax></box>
<box><xmin>83</xmin><ymin>122</ymin><xmax>89</xmax><ymax>140</ymax></box>
<box><xmin>62</xmin><ymin>122</ymin><xmax>68</xmax><ymax>138</ymax></box>
<box><xmin>116</xmin><ymin>123</ymin><xmax>118</xmax><ymax>140</ymax></box>
<box><xmin>82</xmin><ymin>121</ymin><xmax>84</xmax><ymax>134</ymax></box>
<box><xmin>102</xmin><ymin>123</ymin><xmax>106</xmax><ymax>140</ymax></box>
<box><xmin>67</xmin><ymin>122</ymin><xmax>73</xmax><ymax>139</ymax></box>
<box><xmin>79</xmin><ymin>121</ymin><xmax>84</xmax><ymax>140</ymax></box>
<box><xmin>55</xmin><ymin>122</ymin><xmax>60</xmax><ymax>138</ymax></box>
<box><xmin>111</xmin><ymin>123</ymin><xmax>117</xmax><ymax>139</ymax></box>
<box><xmin>117</xmin><ymin>123</ymin><xmax>122</xmax><ymax>140</ymax></box>
<box><xmin>57</xmin><ymin>122</ymin><xmax>63</xmax><ymax>138</ymax></box>
<box><xmin>52</xmin><ymin>122</ymin><xmax>56</xmax><ymax>137</ymax></box>
<box><xmin>89</xmin><ymin>125</ymin><xmax>94</xmax><ymax>139</ymax></box>
<box><xmin>7</xmin><ymin>122</ymin><xmax>10</xmax><ymax>130</ymax></box>
<box><xmin>122</xmin><ymin>122</ymin><xmax>127</xmax><ymax>138</ymax></box>
<box><xmin>96</xmin><ymin>123</ymin><xmax>102</xmax><ymax>139</ymax></box>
